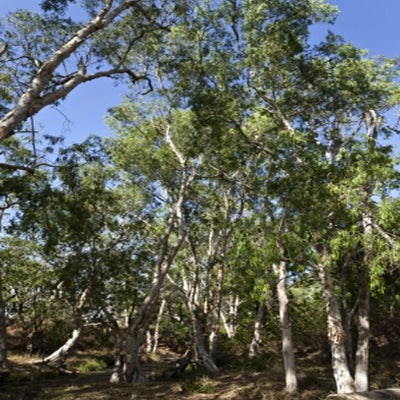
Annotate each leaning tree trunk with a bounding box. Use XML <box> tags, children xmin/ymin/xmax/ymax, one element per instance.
<box><xmin>273</xmin><ymin>261</ymin><xmax>298</xmax><ymax>395</ymax></box>
<box><xmin>42</xmin><ymin>327</ymin><xmax>82</xmax><ymax>366</ymax></box>
<box><xmin>249</xmin><ymin>301</ymin><xmax>267</xmax><ymax>358</ymax></box>
<box><xmin>124</xmin><ymin>259</ymin><xmax>175</xmax><ymax>383</ymax></box>
<box><xmin>39</xmin><ymin>286</ymin><xmax>90</xmax><ymax>367</ymax></box>
<box><xmin>316</xmin><ymin>262</ymin><xmax>355</xmax><ymax>394</ymax></box>
<box><xmin>123</xmin><ymin>135</ymin><xmax>191</xmax><ymax>382</ymax></box>
<box><xmin>124</xmin><ymin>227</ymin><xmax>187</xmax><ymax>383</ymax></box>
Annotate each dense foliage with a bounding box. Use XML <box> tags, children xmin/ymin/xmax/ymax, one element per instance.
<box><xmin>0</xmin><ymin>0</ymin><xmax>399</xmax><ymax>395</ymax></box>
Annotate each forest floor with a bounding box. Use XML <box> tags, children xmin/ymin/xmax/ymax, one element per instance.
<box><xmin>0</xmin><ymin>340</ymin><xmax>399</xmax><ymax>400</ymax></box>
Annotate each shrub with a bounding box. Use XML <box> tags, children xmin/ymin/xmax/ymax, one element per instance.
<box><xmin>74</xmin><ymin>358</ymin><xmax>107</xmax><ymax>373</ymax></box>
<box><xmin>181</xmin><ymin>375</ymin><xmax>217</xmax><ymax>394</ymax></box>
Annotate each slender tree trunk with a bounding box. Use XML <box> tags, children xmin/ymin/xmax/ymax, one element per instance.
<box><xmin>221</xmin><ymin>294</ymin><xmax>240</xmax><ymax>339</ymax></box>
<box><xmin>209</xmin><ymin>263</ymin><xmax>224</xmax><ymax>359</ymax></box>
<box><xmin>110</xmin><ymin>327</ymin><xmax>125</xmax><ymax>383</ymax></box>
<box><xmin>355</xmin><ymin>281</ymin><xmax>370</xmax><ymax>392</ymax></box>
<box><xmin>152</xmin><ymin>298</ymin><xmax>166</xmax><ymax>354</ymax></box>
<box><xmin>124</xmin><ymin>228</ymin><xmax>186</xmax><ymax>382</ymax></box>
<box><xmin>145</xmin><ymin>330</ymin><xmax>152</xmax><ymax>353</ymax></box>
<box><xmin>249</xmin><ymin>301</ymin><xmax>267</xmax><ymax>358</ymax></box>
<box><xmin>273</xmin><ymin>261</ymin><xmax>298</xmax><ymax>395</ymax></box>
<box><xmin>0</xmin><ymin>284</ymin><xmax>8</xmax><ymax>370</ymax></box>
<box><xmin>316</xmin><ymin>263</ymin><xmax>355</xmax><ymax>394</ymax></box>
<box><xmin>354</xmin><ymin>213</ymin><xmax>372</xmax><ymax>392</ymax></box>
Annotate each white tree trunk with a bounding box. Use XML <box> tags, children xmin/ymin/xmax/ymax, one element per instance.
<box><xmin>316</xmin><ymin>263</ymin><xmax>355</xmax><ymax>394</ymax></box>
<box><xmin>273</xmin><ymin>261</ymin><xmax>298</xmax><ymax>395</ymax></box>
<box><xmin>221</xmin><ymin>294</ymin><xmax>240</xmax><ymax>339</ymax></box>
<box><xmin>0</xmin><ymin>0</ymin><xmax>145</xmax><ymax>143</ymax></box>
<box><xmin>209</xmin><ymin>263</ymin><xmax>224</xmax><ymax>359</ymax></box>
<box><xmin>145</xmin><ymin>330</ymin><xmax>152</xmax><ymax>353</ymax></box>
<box><xmin>42</xmin><ymin>328</ymin><xmax>82</xmax><ymax>365</ymax></box>
<box><xmin>152</xmin><ymin>298</ymin><xmax>166</xmax><ymax>354</ymax></box>
<box><xmin>354</xmin><ymin>213</ymin><xmax>372</xmax><ymax>392</ymax></box>
<box><xmin>355</xmin><ymin>284</ymin><xmax>370</xmax><ymax>392</ymax></box>
<box><xmin>249</xmin><ymin>301</ymin><xmax>267</xmax><ymax>358</ymax></box>
<box><xmin>110</xmin><ymin>327</ymin><xmax>125</xmax><ymax>383</ymax></box>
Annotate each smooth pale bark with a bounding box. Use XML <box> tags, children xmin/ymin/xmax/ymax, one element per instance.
<box><xmin>273</xmin><ymin>261</ymin><xmax>298</xmax><ymax>395</ymax></box>
<box><xmin>110</xmin><ymin>327</ymin><xmax>125</xmax><ymax>383</ymax></box>
<box><xmin>39</xmin><ymin>286</ymin><xmax>90</xmax><ymax>366</ymax></box>
<box><xmin>354</xmin><ymin>282</ymin><xmax>370</xmax><ymax>392</ymax></box>
<box><xmin>354</xmin><ymin>213</ymin><xmax>373</xmax><ymax>392</ymax></box>
<box><xmin>0</xmin><ymin>0</ymin><xmax>146</xmax><ymax>142</ymax></box>
<box><xmin>249</xmin><ymin>301</ymin><xmax>267</xmax><ymax>358</ymax></box>
<box><xmin>352</xmin><ymin>111</ymin><xmax>380</xmax><ymax>391</ymax></box>
<box><xmin>145</xmin><ymin>330</ymin><xmax>152</xmax><ymax>353</ymax></box>
<box><xmin>221</xmin><ymin>294</ymin><xmax>240</xmax><ymax>339</ymax></box>
<box><xmin>152</xmin><ymin>298</ymin><xmax>166</xmax><ymax>354</ymax></box>
<box><xmin>209</xmin><ymin>263</ymin><xmax>224</xmax><ymax>359</ymax></box>
<box><xmin>42</xmin><ymin>328</ymin><xmax>81</xmax><ymax>365</ymax></box>
<box><xmin>316</xmin><ymin>263</ymin><xmax>355</xmax><ymax>394</ymax></box>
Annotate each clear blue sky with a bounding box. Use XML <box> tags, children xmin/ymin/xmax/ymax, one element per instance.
<box><xmin>1</xmin><ymin>1</ymin><xmax>400</xmax><ymax>146</ymax></box>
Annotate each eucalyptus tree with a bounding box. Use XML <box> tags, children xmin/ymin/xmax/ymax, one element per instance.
<box><xmin>0</xmin><ymin>136</ymin><xmax>51</xmax><ymax>369</ymax></box>
<box><xmin>0</xmin><ymin>0</ymin><xmax>185</xmax><ymax>144</ymax></box>
<box><xmin>250</xmin><ymin>39</ymin><xmax>400</xmax><ymax>393</ymax></box>
<box><xmin>9</xmin><ymin>135</ymin><xmax>147</xmax><ymax>369</ymax></box>
<box><xmin>107</xmin><ymin>96</ymin><xmax>198</xmax><ymax>382</ymax></box>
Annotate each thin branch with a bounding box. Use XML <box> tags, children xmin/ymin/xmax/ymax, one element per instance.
<box><xmin>0</xmin><ymin>162</ymin><xmax>35</xmax><ymax>174</ymax></box>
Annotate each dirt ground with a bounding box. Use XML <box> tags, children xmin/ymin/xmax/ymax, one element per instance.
<box><xmin>0</xmin><ymin>342</ymin><xmax>398</xmax><ymax>400</ymax></box>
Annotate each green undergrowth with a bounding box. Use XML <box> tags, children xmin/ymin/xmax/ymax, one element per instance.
<box><xmin>180</xmin><ymin>374</ymin><xmax>217</xmax><ymax>394</ymax></box>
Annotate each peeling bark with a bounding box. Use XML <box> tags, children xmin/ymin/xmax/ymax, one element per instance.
<box><xmin>316</xmin><ymin>263</ymin><xmax>355</xmax><ymax>394</ymax></box>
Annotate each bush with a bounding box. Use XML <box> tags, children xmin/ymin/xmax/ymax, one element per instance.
<box><xmin>181</xmin><ymin>375</ymin><xmax>217</xmax><ymax>394</ymax></box>
<box><xmin>74</xmin><ymin>358</ymin><xmax>107</xmax><ymax>373</ymax></box>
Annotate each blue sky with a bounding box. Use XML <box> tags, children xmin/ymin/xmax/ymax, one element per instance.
<box><xmin>1</xmin><ymin>1</ymin><xmax>400</xmax><ymax>147</ymax></box>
